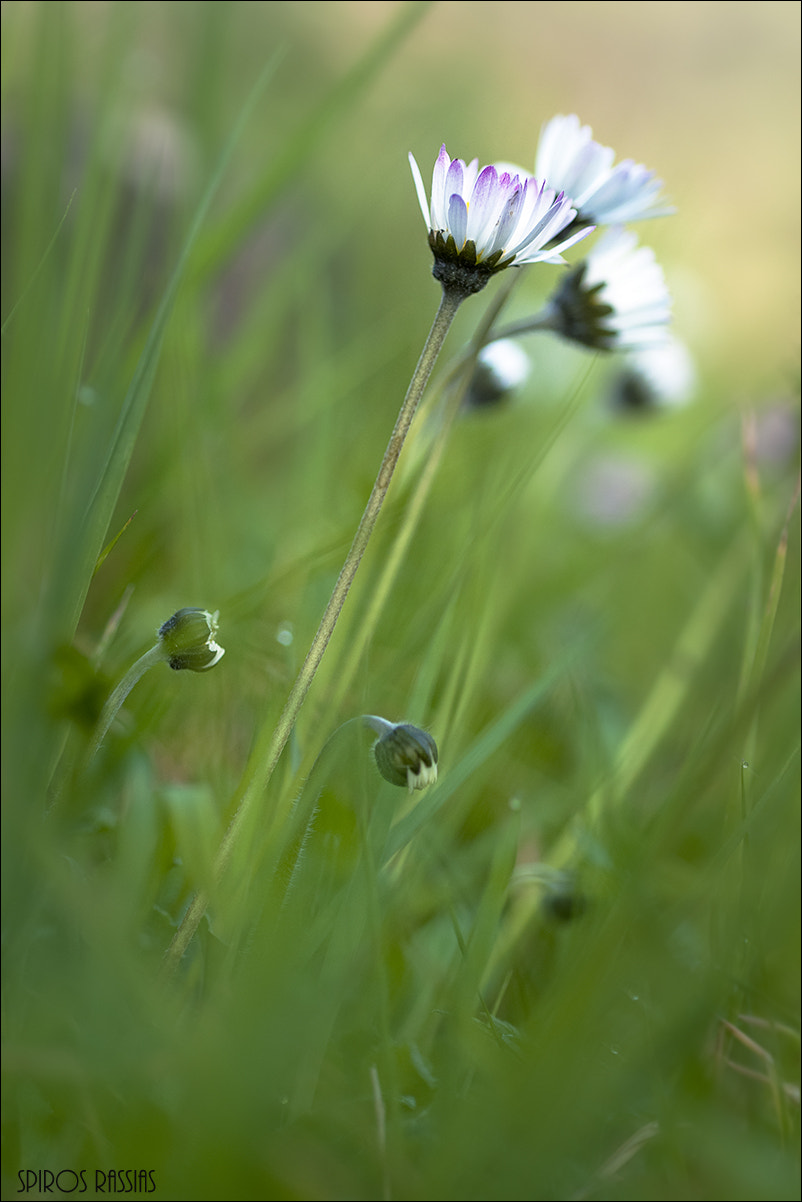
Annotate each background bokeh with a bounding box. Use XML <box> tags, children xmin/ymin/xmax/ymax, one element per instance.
<box><xmin>4</xmin><ymin>0</ymin><xmax>800</xmax><ymax>383</ymax></box>
<box><xmin>2</xmin><ymin>4</ymin><xmax>799</xmax><ymax>1200</ymax></box>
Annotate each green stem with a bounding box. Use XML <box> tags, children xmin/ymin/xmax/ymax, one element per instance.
<box><xmin>163</xmin><ymin>284</ymin><xmax>466</xmax><ymax>972</ymax></box>
<box><xmin>327</xmin><ymin>273</ymin><xmax>523</xmax><ymax>718</ymax></box>
<box><xmin>483</xmin><ymin>310</ymin><xmax>555</xmax><ymax>342</ymax></box>
<box><xmin>85</xmin><ymin>643</ymin><xmax>164</xmax><ymax>763</ymax></box>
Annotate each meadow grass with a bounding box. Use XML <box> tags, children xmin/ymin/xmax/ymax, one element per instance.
<box><xmin>2</xmin><ymin>3</ymin><xmax>799</xmax><ymax>1199</ymax></box>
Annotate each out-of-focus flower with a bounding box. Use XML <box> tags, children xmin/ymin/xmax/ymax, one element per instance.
<box><xmin>610</xmin><ymin>336</ymin><xmax>697</xmax><ymax>413</ymax></box>
<box><xmin>535</xmin><ymin>114</ymin><xmax>672</xmax><ymax>227</ymax></box>
<box><xmin>158</xmin><ymin>608</ymin><xmax>225</xmax><ymax>672</ymax></box>
<box><xmin>546</xmin><ymin>227</ymin><xmax>671</xmax><ymax>351</ymax></box>
<box><xmin>409</xmin><ymin>145</ymin><xmax>593</xmax><ymax>294</ymax></box>
<box><xmin>744</xmin><ymin>405</ymin><xmax>800</xmax><ymax>468</ymax></box>
<box><xmin>364</xmin><ymin>716</ymin><xmax>439</xmax><ymax>793</ymax></box>
<box><xmin>464</xmin><ymin>339</ymin><xmax>531</xmax><ymax>409</ymax></box>
<box><xmin>572</xmin><ymin>453</ymin><xmax>656</xmax><ymax>528</ymax></box>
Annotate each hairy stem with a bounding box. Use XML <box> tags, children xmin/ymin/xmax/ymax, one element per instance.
<box><xmin>327</xmin><ymin>272</ymin><xmax>524</xmax><ymax>717</ymax></box>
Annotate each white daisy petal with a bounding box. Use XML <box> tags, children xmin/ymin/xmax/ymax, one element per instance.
<box><xmin>548</xmin><ymin>226</ymin><xmax>672</xmax><ymax>350</ymax></box>
<box><xmin>408</xmin><ymin>153</ymin><xmax>431</xmax><ymax>228</ymax></box>
<box><xmin>535</xmin><ymin>115</ymin><xmax>672</xmax><ymax>225</ymax></box>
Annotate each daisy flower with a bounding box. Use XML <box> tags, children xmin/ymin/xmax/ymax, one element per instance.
<box><xmin>409</xmin><ymin>144</ymin><xmax>593</xmax><ymax>294</ymax></box>
<box><xmin>536</xmin><ymin>114</ymin><xmax>672</xmax><ymax>227</ymax></box>
<box><xmin>546</xmin><ymin>227</ymin><xmax>672</xmax><ymax>350</ymax></box>
<box><xmin>611</xmin><ymin>337</ymin><xmax>696</xmax><ymax>412</ymax></box>
<box><xmin>464</xmin><ymin>339</ymin><xmax>531</xmax><ymax>409</ymax></box>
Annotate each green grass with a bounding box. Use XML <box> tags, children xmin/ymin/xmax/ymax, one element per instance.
<box><xmin>2</xmin><ymin>3</ymin><xmax>799</xmax><ymax>1200</ymax></box>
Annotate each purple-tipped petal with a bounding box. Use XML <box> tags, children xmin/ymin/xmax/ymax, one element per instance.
<box><xmin>446</xmin><ymin>192</ymin><xmax>468</xmax><ymax>248</ymax></box>
<box><xmin>445</xmin><ymin>156</ymin><xmax>465</xmax><ymax>199</ymax></box>
<box><xmin>410</xmin><ymin>140</ymin><xmax>616</xmax><ymax>277</ymax></box>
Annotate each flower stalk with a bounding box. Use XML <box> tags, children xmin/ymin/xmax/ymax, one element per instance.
<box><xmin>85</xmin><ymin>643</ymin><xmax>165</xmax><ymax>764</ymax></box>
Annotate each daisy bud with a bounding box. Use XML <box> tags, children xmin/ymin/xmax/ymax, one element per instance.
<box><xmin>364</xmin><ymin>716</ymin><xmax>439</xmax><ymax>794</ymax></box>
<box><xmin>158</xmin><ymin>608</ymin><xmax>225</xmax><ymax>672</ymax></box>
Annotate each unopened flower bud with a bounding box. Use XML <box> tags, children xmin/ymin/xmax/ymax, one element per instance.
<box><xmin>364</xmin><ymin>716</ymin><xmax>439</xmax><ymax>794</ymax></box>
<box><xmin>157</xmin><ymin>608</ymin><xmax>225</xmax><ymax>672</ymax></box>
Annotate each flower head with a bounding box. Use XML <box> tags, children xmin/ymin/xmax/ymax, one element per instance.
<box><xmin>158</xmin><ymin>608</ymin><xmax>225</xmax><ymax>672</ymax></box>
<box><xmin>546</xmin><ymin>227</ymin><xmax>671</xmax><ymax>351</ymax></box>
<box><xmin>409</xmin><ymin>145</ymin><xmax>593</xmax><ymax>295</ymax></box>
<box><xmin>610</xmin><ymin>336</ymin><xmax>696</xmax><ymax>413</ymax></box>
<box><xmin>464</xmin><ymin>339</ymin><xmax>531</xmax><ymax>409</ymax></box>
<box><xmin>536</xmin><ymin>115</ymin><xmax>672</xmax><ymax>227</ymax></box>
<box><xmin>365</xmin><ymin>716</ymin><xmax>439</xmax><ymax>793</ymax></box>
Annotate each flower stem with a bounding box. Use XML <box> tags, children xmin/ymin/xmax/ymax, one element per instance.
<box><xmin>480</xmin><ymin>309</ymin><xmax>556</xmax><ymax>342</ymax></box>
<box><xmin>163</xmin><ymin>284</ymin><xmax>465</xmax><ymax>972</ymax></box>
<box><xmin>326</xmin><ymin>272</ymin><xmax>523</xmax><ymax>719</ymax></box>
<box><xmin>85</xmin><ymin>643</ymin><xmax>164</xmax><ymax>764</ymax></box>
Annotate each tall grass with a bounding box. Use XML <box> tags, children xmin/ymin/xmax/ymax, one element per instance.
<box><xmin>2</xmin><ymin>3</ymin><xmax>799</xmax><ymax>1200</ymax></box>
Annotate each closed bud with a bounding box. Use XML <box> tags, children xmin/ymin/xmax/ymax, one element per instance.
<box><xmin>157</xmin><ymin>608</ymin><xmax>225</xmax><ymax>672</ymax></box>
<box><xmin>365</xmin><ymin>716</ymin><xmax>439</xmax><ymax>794</ymax></box>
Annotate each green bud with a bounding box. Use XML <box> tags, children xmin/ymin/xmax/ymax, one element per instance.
<box><xmin>365</xmin><ymin>717</ymin><xmax>438</xmax><ymax>794</ymax></box>
<box><xmin>157</xmin><ymin>608</ymin><xmax>225</xmax><ymax>672</ymax></box>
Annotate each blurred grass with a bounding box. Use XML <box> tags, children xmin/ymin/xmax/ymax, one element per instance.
<box><xmin>2</xmin><ymin>3</ymin><xmax>799</xmax><ymax>1200</ymax></box>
